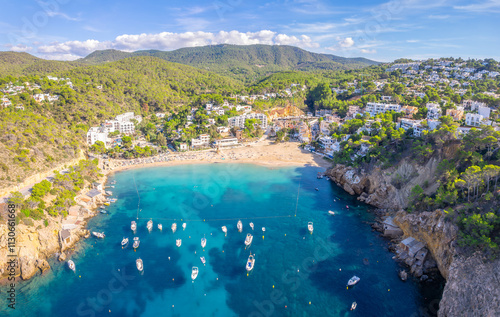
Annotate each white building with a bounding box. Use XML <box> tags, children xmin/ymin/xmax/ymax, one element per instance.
<box><xmin>465</xmin><ymin>113</ymin><xmax>484</xmax><ymax>127</ymax></box>
<box><xmin>478</xmin><ymin>106</ymin><xmax>491</xmax><ymax>118</ymax></box>
<box><xmin>191</xmin><ymin>134</ymin><xmax>210</xmax><ymax>148</ymax></box>
<box><xmin>213</xmin><ymin>138</ymin><xmax>239</xmax><ymax>147</ymax></box>
<box><xmin>228</xmin><ymin>113</ymin><xmax>268</xmax><ymax>129</ymax></box>
<box><xmin>365</xmin><ymin>103</ymin><xmax>401</xmax><ymax>117</ymax></box>
<box><xmin>426</xmin><ymin>103</ymin><xmax>441</xmax><ymax>120</ymax></box>
<box><xmin>87</xmin><ymin>127</ymin><xmax>108</xmax><ymax>146</ymax></box>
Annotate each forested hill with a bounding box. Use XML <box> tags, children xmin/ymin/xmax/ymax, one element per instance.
<box><xmin>0</xmin><ymin>51</ymin><xmax>79</xmax><ymax>77</ymax></box>
<box><xmin>78</xmin><ymin>44</ymin><xmax>380</xmax><ymax>82</ymax></box>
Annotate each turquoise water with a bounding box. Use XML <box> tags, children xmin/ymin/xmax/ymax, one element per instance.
<box><xmin>1</xmin><ymin>164</ymin><xmax>442</xmax><ymax>316</ymax></box>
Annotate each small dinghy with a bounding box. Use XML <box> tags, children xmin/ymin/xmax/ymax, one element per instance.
<box><xmin>262</xmin><ymin>227</ymin><xmax>266</xmax><ymax>232</ymax></box>
<box><xmin>244</xmin><ymin>233</ymin><xmax>253</xmax><ymax>247</ymax></box>
<box><xmin>136</xmin><ymin>258</ymin><xmax>143</xmax><ymax>272</ymax></box>
<box><xmin>237</xmin><ymin>220</ymin><xmax>243</xmax><ymax>233</ymax></box>
<box><xmin>176</xmin><ymin>239</ymin><xmax>182</xmax><ymax>247</ymax></box>
<box><xmin>191</xmin><ymin>267</ymin><xmax>199</xmax><ymax>281</ymax></box>
<box><xmin>100</xmin><ymin>210</ymin><xmax>107</xmax><ymax>214</ymax></box>
<box><xmin>351</xmin><ymin>302</ymin><xmax>357</xmax><ymax>310</ymax></box>
<box><xmin>315</xmin><ymin>188</ymin><xmax>319</xmax><ymax>191</ymax></box>
<box><xmin>201</xmin><ymin>236</ymin><xmax>207</xmax><ymax>249</ymax></box>
<box><xmin>182</xmin><ymin>223</ymin><xmax>186</xmax><ymax>230</ymax></box>
<box><xmin>200</xmin><ymin>256</ymin><xmax>206</xmax><ymax>265</ymax></box>
<box><xmin>133</xmin><ymin>237</ymin><xmax>140</xmax><ymax>250</ymax></box>
<box><xmin>158</xmin><ymin>223</ymin><xmax>163</xmax><ymax>231</ymax></box>
<box><xmin>171</xmin><ymin>223</ymin><xmax>177</xmax><ymax>233</ymax></box>
<box><xmin>92</xmin><ymin>232</ymin><xmax>105</xmax><ymax>239</ymax></box>
<box><xmin>67</xmin><ymin>260</ymin><xmax>75</xmax><ymax>272</ymax></box>
<box><xmin>121</xmin><ymin>237</ymin><xmax>129</xmax><ymax>246</ymax></box>
<box><xmin>328</xmin><ymin>210</ymin><xmax>335</xmax><ymax>215</ymax></box>
<box><xmin>246</xmin><ymin>253</ymin><xmax>255</xmax><ymax>272</ymax></box>
<box><xmin>308</xmin><ymin>222</ymin><xmax>313</xmax><ymax>234</ymax></box>
<box><xmin>347</xmin><ymin>276</ymin><xmax>360</xmax><ymax>286</ymax></box>
<box><xmin>249</xmin><ymin>222</ymin><xmax>254</xmax><ymax>230</ymax></box>
<box><xmin>221</xmin><ymin>226</ymin><xmax>228</xmax><ymax>236</ymax></box>
<box><xmin>131</xmin><ymin>221</ymin><xmax>137</xmax><ymax>232</ymax></box>
<box><xmin>147</xmin><ymin>219</ymin><xmax>153</xmax><ymax>231</ymax></box>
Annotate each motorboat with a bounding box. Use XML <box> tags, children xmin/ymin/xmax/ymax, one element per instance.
<box><xmin>249</xmin><ymin>222</ymin><xmax>254</xmax><ymax>230</ymax></box>
<box><xmin>121</xmin><ymin>237</ymin><xmax>129</xmax><ymax>246</ymax></box>
<box><xmin>237</xmin><ymin>220</ymin><xmax>243</xmax><ymax>233</ymax></box>
<box><xmin>262</xmin><ymin>227</ymin><xmax>266</xmax><ymax>232</ymax></box>
<box><xmin>104</xmin><ymin>202</ymin><xmax>110</xmax><ymax>206</ymax></box>
<box><xmin>147</xmin><ymin>219</ymin><xmax>153</xmax><ymax>231</ymax></box>
<box><xmin>176</xmin><ymin>239</ymin><xmax>182</xmax><ymax>247</ymax></box>
<box><xmin>244</xmin><ymin>233</ymin><xmax>253</xmax><ymax>247</ymax></box>
<box><xmin>131</xmin><ymin>221</ymin><xmax>137</xmax><ymax>231</ymax></box>
<box><xmin>246</xmin><ymin>253</ymin><xmax>255</xmax><ymax>272</ymax></box>
<box><xmin>200</xmin><ymin>256</ymin><xmax>206</xmax><ymax>265</ymax></box>
<box><xmin>105</xmin><ymin>191</ymin><xmax>113</xmax><ymax>196</ymax></box>
<box><xmin>133</xmin><ymin>237</ymin><xmax>140</xmax><ymax>249</ymax></box>
<box><xmin>67</xmin><ymin>260</ymin><xmax>75</xmax><ymax>272</ymax></box>
<box><xmin>158</xmin><ymin>223</ymin><xmax>163</xmax><ymax>231</ymax></box>
<box><xmin>182</xmin><ymin>223</ymin><xmax>186</xmax><ymax>230</ymax></box>
<box><xmin>191</xmin><ymin>267</ymin><xmax>199</xmax><ymax>281</ymax></box>
<box><xmin>328</xmin><ymin>210</ymin><xmax>335</xmax><ymax>215</ymax></box>
<box><xmin>351</xmin><ymin>302</ymin><xmax>357</xmax><ymax>310</ymax></box>
<box><xmin>201</xmin><ymin>236</ymin><xmax>207</xmax><ymax>249</ymax></box>
<box><xmin>347</xmin><ymin>276</ymin><xmax>360</xmax><ymax>286</ymax></box>
<box><xmin>171</xmin><ymin>223</ymin><xmax>177</xmax><ymax>233</ymax></box>
<box><xmin>308</xmin><ymin>222</ymin><xmax>314</xmax><ymax>234</ymax></box>
<box><xmin>221</xmin><ymin>226</ymin><xmax>227</xmax><ymax>236</ymax></box>
<box><xmin>100</xmin><ymin>210</ymin><xmax>107</xmax><ymax>214</ymax></box>
<box><xmin>315</xmin><ymin>188</ymin><xmax>319</xmax><ymax>191</ymax></box>
<box><xmin>136</xmin><ymin>258</ymin><xmax>143</xmax><ymax>272</ymax></box>
<box><xmin>92</xmin><ymin>232</ymin><xmax>105</xmax><ymax>239</ymax></box>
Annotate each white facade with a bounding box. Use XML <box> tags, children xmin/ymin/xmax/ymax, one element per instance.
<box><xmin>87</xmin><ymin>127</ymin><xmax>108</xmax><ymax>146</ymax></box>
<box><xmin>478</xmin><ymin>106</ymin><xmax>491</xmax><ymax>118</ymax></box>
<box><xmin>228</xmin><ymin>113</ymin><xmax>268</xmax><ymax>129</ymax></box>
<box><xmin>213</xmin><ymin>138</ymin><xmax>239</xmax><ymax>147</ymax></box>
<box><xmin>426</xmin><ymin>103</ymin><xmax>441</xmax><ymax>120</ymax></box>
<box><xmin>191</xmin><ymin>134</ymin><xmax>210</xmax><ymax>148</ymax></box>
<box><xmin>465</xmin><ymin>113</ymin><xmax>484</xmax><ymax>127</ymax></box>
<box><xmin>365</xmin><ymin>103</ymin><xmax>401</xmax><ymax>117</ymax></box>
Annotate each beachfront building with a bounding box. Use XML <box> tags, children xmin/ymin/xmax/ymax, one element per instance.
<box><xmin>365</xmin><ymin>102</ymin><xmax>401</xmax><ymax>117</ymax></box>
<box><xmin>179</xmin><ymin>143</ymin><xmax>188</xmax><ymax>151</ymax></box>
<box><xmin>87</xmin><ymin>127</ymin><xmax>108</xmax><ymax>146</ymax></box>
<box><xmin>191</xmin><ymin>134</ymin><xmax>210</xmax><ymax>149</ymax></box>
<box><xmin>228</xmin><ymin>113</ymin><xmax>268</xmax><ymax>130</ymax></box>
<box><xmin>213</xmin><ymin>138</ymin><xmax>239</xmax><ymax>148</ymax></box>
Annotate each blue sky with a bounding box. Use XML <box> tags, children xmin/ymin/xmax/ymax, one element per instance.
<box><xmin>1</xmin><ymin>0</ymin><xmax>499</xmax><ymax>62</ymax></box>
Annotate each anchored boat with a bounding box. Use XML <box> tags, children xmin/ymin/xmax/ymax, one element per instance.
<box><xmin>171</xmin><ymin>223</ymin><xmax>177</xmax><ymax>233</ymax></box>
<box><xmin>92</xmin><ymin>232</ymin><xmax>105</xmax><ymax>239</ymax></box>
<box><xmin>351</xmin><ymin>302</ymin><xmax>357</xmax><ymax>310</ymax></box>
<box><xmin>308</xmin><ymin>222</ymin><xmax>314</xmax><ymax>234</ymax></box>
<box><xmin>147</xmin><ymin>219</ymin><xmax>153</xmax><ymax>231</ymax></box>
<box><xmin>328</xmin><ymin>210</ymin><xmax>335</xmax><ymax>215</ymax></box>
<box><xmin>347</xmin><ymin>276</ymin><xmax>360</xmax><ymax>286</ymax></box>
<box><xmin>221</xmin><ymin>226</ymin><xmax>227</xmax><ymax>236</ymax></box>
<box><xmin>201</xmin><ymin>236</ymin><xmax>207</xmax><ymax>249</ymax></box>
<box><xmin>237</xmin><ymin>220</ymin><xmax>243</xmax><ymax>233</ymax></box>
<box><xmin>262</xmin><ymin>227</ymin><xmax>266</xmax><ymax>232</ymax></box>
<box><xmin>131</xmin><ymin>221</ymin><xmax>137</xmax><ymax>232</ymax></box>
<box><xmin>244</xmin><ymin>233</ymin><xmax>253</xmax><ymax>247</ymax></box>
<box><xmin>133</xmin><ymin>237</ymin><xmax>140</xmax><ymax>249</ymax></box>
<box><xmin>249</xmin><ymin>222</ymin><xmax>254</xmax><ymax>230</ymax></box>
<box><xmin>191</xmin><ymin>267</ymin><xmax>199</xmax><ymax>281</ymax></box>
<box><xmin>176</xmin><ymin>239</ymin><xmax>182</xmax><ymax>247</ymax></box>
<box><xmin>158</xmin><ymin>223</ymin><xmax>163</xmax><ymax>231</ymax></box>
<box><xmin>67</xmin><ymin>260</ymin><xmax>75</xmax><ymax>272</ymax></box>
<box><xmin>246</xmin><ymin>253</ymin><xmax>255</xmax><ymax>272</ymax></box>
<box><xmin>200</xmin><ymin>256</ymin><xmax>206</xmax><ymax>265</ymax></box>
<box><xmin>136</xmin><ymin>258</ymin><xmax>143</xmax><ymax>272</ymax></box>
<box><xmin>182</xmin><ymin>223</ymin><xmax>186</xmax><ymax>230</ymax></box>
<box><xmin>121</xmin><ymin>237</ymin><xmax>129</xmax><ymax>246</ymax></box>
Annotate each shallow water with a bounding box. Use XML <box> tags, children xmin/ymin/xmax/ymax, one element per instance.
<box><xmin>0</xmin><ymin>164</ymin><xmax>442</xmax><ymax>316</ymax></box>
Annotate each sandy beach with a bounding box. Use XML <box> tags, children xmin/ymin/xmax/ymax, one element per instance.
<box><xmin>106</xmin><ymin>142</ymin><xmax>332</xmax><ymax>175</ymax></box>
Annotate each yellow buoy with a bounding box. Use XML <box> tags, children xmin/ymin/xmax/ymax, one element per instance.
<box><xmin>309</xmin><ymin>302</ymin><xmax>311</xmax><ymax>305</ymax></box>
<box><xmin>272</xmin><ymin>285</ymin><xmax>274</xmax><ymax>288</ymax></box>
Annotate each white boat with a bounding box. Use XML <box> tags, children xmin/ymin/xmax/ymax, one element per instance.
<box><xmin>176</xmin><ymin>239</ymin><xmax>182</xmax><ymax>247</ymax></box>
<box><xmin>328</xmin><ymin>210</ymin><xmax>335</xmax><ymax>215</ymax></box>
<box><xmin>171</xmin><ymin>223</ymin><xmax>177</xmax><ymax>233</ymax></box>
<box><xmin>67</xmin><ymin>260</ymin><xmax>75</xmax><ymax>272</ymax></box>
<box><xmin>158</xmin><ymin>224</ymin><xmax>163</xmax><ymax>231</ymax></box>
<box><xmin>182</xmin><ymin>223</ymin><xmax>186</xmax><ymax>230</ymax></box>
<box><xmin>201</xmin><ymin>236</ymin><xmax>207</xmax><ymax>248</ymax></box>
<box><xmin>249</xmin><ymin>222</ymin><xmax>254</xmax><ymax>230</ymax></box>
<box><xmin>237</xmin><ymin>220</ymin><xmax>243</xmax><ymax>233</ymax></box>
<box><xmin>244</xmin><ymin>233</ymin><xmax>253</xmax><ymax>247</ymax></box>
<box><xmin>308</xmin><ymin>222</ymin><xmax>313</xmax><ymax>234</ymax></box>
<box><xmin>191</xmin><ymin>267</ymin><xmax>199</xmax><ymax>280</ymax></box>
<box><xmin>351</xmin><ymin>302</ymin><xmax>357</xmax><ymax>310</ymax></box>
<box><xmin>121</xmin><ymin>237</ymin><xmax>129</xmax><ymax>246</ymax></box>
<box><xmin>147</xmin><ymin>219</ymin><xmax>153</xmax><ymax>231</ymax></box>
<box><xmin>347</xmin><ymin>276</ymin><xmax>360</xmax><ymax>286</ymax></box>
<box><xmin>131</xmin><ymin>221</ymin><xmax>137</xmax><ymax>231</ymax></box>
<box><xmin>105</xmin><ymin>191</ymin><xmax>113</xmax><ymax>196</ymax></box>
<box><xmin>136</xmin><ymin>258</ymin><xmax>143</xmax><ymax>272</ymax></box>
<box><xmin>246</xmin><ymin>253</ymin><xmax>255</xmax><ymax>272</ymax></box>
<box><xmin>100</xmin><ymin>210</ymin><xmax>107</xmax><ymax>214</ymax></box>
<box><xmin>262</xmin><ymin>227</ymin><xmax>266</xmax><ymax>232</ymax></box>
<box><xmin>200</xmin><ymin>256</ymin><xmax>206</xmax><ymax>265</ymax></box>
<box><xmin>92</xmin><ymin>232</ymin><xmax>105</xmax><ymax>239</ymax></box>
<box><xmin>221</xmin><ymin>226</ymin><xmax>227</xmax><ymax>236</ymax></box>
<box><xmin>133</xmin><ymin>237</ymin><xmax>140</xmax><ymax>249</ymax></box>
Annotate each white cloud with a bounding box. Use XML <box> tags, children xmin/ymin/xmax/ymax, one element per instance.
<box><xmin>46</xmin><ymin>11</ymin><xmax>81</xmax><ymax>21</ymax></box>
<box><xmin>5</xmin><ymin>44</ymin><xmax>33</xmax><ymax>52</ymax></box>
<box><xmin>428</xmin><ymin>14</ymin><xmax>450</xmax><ymax>19</ymax></box>
<box><xmin>406</xmin><ymin>39</ymin><xmax>420</xmax><ymax>43</ymax></box>
<box><xmin>34</xmin><ymin>30</ymin><xmax>320</xmax><ymax>60</ymax></box>
<box><xmin>360</xmin><ymin>48</ymin><xmax>376</xmax><ymax>54</ymax></box>
<box><xmin>339</xmin><ymin>37</ymin><xmax>354</xmax><ymax>48</ymax></box>
<box><xmin>454</xmin><ymin>0</ymin><xmax>500</xmax><ymax>12</ymax></box>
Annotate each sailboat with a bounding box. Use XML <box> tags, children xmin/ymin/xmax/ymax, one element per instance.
<box><xmin>131</xmin><ymin>221</ymin><xmax>137</xmax><ymax>232</ymax></box>
<box><xmin>147</xmin><ymin>219</ymin><xmax>153</xmax><ymax>231</ymax></box>
<box><xmin>308</xmin><ymin>222</ymin><xmax>314</xmax><ymax>234</ymax></box>
<box><xmin>237</xmin><ymin>220</ymin><xmax>243</xmax><ymax>233</ymax></box>
<box><xmin>176</xmin><ymin>239</ymin><xmax>182</xmax><ymax>247</ymax></box>
<box><xmin>158</xmin><ymin>223</ymin><xmax>163</xmax><ymax>231</ymax></box>
<box><xmin>171</xmin><ymin>223</ymin><xmax>177</xmax><ymax>233</ymax></box>
<box><xmin>221</xmin><ymin>226</ymin><xmax>227</xmax><ymax>236</ymax></box>
<box><xmin>133</xmin><ymin>237</ymin><xmax>140</xmax><ymax>250</ymax></box>
<box><xmin>201</xmin><ymin>236</ymin><xmax>207</xmax><ymax>249</ymax></box>
<box><xmin>191</xmin><ymin>267</ymin><xmax>199</xmax><ymax>281</ymax></box>
<box><xmin>67</xmin><ymin>260</ymin><xmax>75</xmax><ymax>272</ymax></box>
<box><xmin>249</xmin><ymin>222</ymin><xmax>254</xmax><ymax>230</ymax></box>
<box><xmin>136</xmin><ymin>258</ymin><xmax>143</xmax><ymax>272</ymax></box>
<box><xmin>121</xmin><ymin>237</ymin><xmax>129</xmax><ymax>246</ymax></box>
<box><xmin>244</xmin><ymin>233</ymin><xmax>253</xmax><ymax>247</ymax></box>
<box><xmin>246</xmin><ymin>253</ymin><xmax>255</xmax><ymax>272</ymax></box>
<box><xmin>182</xmin><ymin>223</ymin><xmax>186</xmax><ymax>230</ymax></box>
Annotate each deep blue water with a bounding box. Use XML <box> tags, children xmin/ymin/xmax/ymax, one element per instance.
<box><xmin>0</xmin><ymin>164</ymin><xmax>442</xmax><ymax>316</ymax></box>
